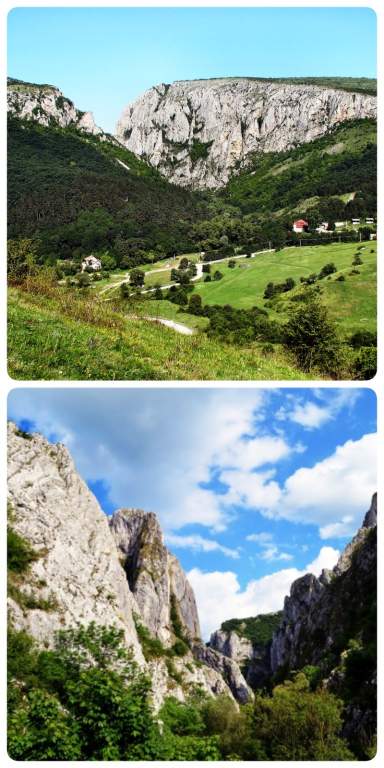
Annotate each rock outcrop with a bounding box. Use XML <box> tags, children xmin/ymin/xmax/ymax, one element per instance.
<box><xmin>270</xmin><ymin>494</ymin><xmax>377</xmax><ymax>674</ymax></box>
<box><xmin>7</xmin><ymin>77</ymin><xmax>103</xmax><ymax>136</ymax></box>
<box><xmin>191</xmin><ymin>641</ymin><xmax>253</xmax><ymax>704</ymax></box>
<box><xmin>7</xmin><ymin>422</ymin><xmax>144</xmax><ymax>663</ymax></box>
<box><xmin>209</xmin><ymin>612</ymin><xmax>282</xmax><ymax>690</ymax></box>
<box><xmin>109</xmin><ymin>508</ymin><xmax>200</xmax><ymax>644</ymax></box>
<box><xmin>116</xmin><ymin>78</ymin><xmax>377</xmax><ymax>189</ymax></box>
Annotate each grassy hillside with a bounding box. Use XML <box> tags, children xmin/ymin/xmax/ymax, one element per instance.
<box><xmin>222</xmin><ymin>119</ymin><xmax>376</xmax><ymax>219</ymax></box>
<box><xmin>193</xmin><ymin>242</ymin><xmax>376</xmax><ymax>337</ymax></box>
<box><xmin>8</xmin><ymin>287</ymin><xmax>311</xmax><ymax>381</ymax></box>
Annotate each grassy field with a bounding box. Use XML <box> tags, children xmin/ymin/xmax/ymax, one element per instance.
<box><xmin>192</xmin><ymin>242</ymin><xmax>376</xmax><ymax>336</ymax></box>
<box><xmin>8</xmin><ymin>288</ymin><xmax>311</xmax><ymax>381</ymax></box>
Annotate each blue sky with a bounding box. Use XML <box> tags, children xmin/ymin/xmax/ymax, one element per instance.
<box><xmin>8</xmin><ymin>7</ymin><xmax>377</xmax><ymax>133</ymax></box>
<box><xmin>8</xmin><ymin>388</ymin><xmax>376</xmax><ymax>637</ymax></box>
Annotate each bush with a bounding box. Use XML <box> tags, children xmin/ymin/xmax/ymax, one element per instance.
<box><xmin>349</xmin><ymin>330</ymin><xmax>377</xmax><ymax>348</ymax></box>
<box><xmin>7</xmin><ymin>527</ymin><xmax>39</xmax><ymax>573</ymax></box>
<box><xmin>228</xmin><ymin>259</ymin><xmax>236</xmax><ymax>268</ymax></box>
<box><xmin>283</xmin><ymin>291</ymin><xmax>342</xmax><ymax>374</ymax></box>
<box><xmin>213</xmin><ymin>270</ymin><xmax>223</xmax><ymax>281</ymax></box>
<box><xmin>318</xmin><ymin>262</ymin><xmax>337</xmax><ymax>279</ymax></box>
<box><xmin>353</xmin><ymin>347</ymin><xmax>376</xmax><ymax>379</ymax></box>
<box><xmin>188</xmin><ymin>294</ymin><xmax>203</xmax><ymax>315</ymax></box>
<box><xmin>336</xmin><ymin>274</ymin><xmax>346</xmax><ymax>281</ymax></box>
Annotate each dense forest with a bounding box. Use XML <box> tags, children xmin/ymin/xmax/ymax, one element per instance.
<box><xmin>8</xmin><ymin>115</ymin><xmax>376</xmax><ymax>269</ymax></box>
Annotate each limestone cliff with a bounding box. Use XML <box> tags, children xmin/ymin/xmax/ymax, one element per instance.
<box><xmin>7</xmin><ymin>423</ymin><xmax>248</xmax><ymax>706</ymax></box>
<box><xmin>7</xmin><ymin>77</ymin><xmax>103</xmax><ymax>136</ymax></box>
<box><xmin>116</xmin><ymin>78</ymin><xmax>377</xmax><ymax>189</ymax></box>
<box><xmin>210</xmin><ymin>612</ymin><xmax>282</xmax><ymax>690</ymax></box>
<box><xmin>109</xmin><ymin>508</ymin><xmax>200</xmax><ymax>644</ymax></box>
<box><xmin>7</xmin><ymin>421</ymin><xmax>143</xmax><ymax>663</ymax></box>
<box><xmin>270</xmin><ymin>493</ymin><xmax>377</xmax><ymax>674</ymax></box>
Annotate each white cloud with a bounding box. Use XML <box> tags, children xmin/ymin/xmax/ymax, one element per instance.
<box><xmin>188</xmin><ymin>545</ymin><xmax>339</xmax><ymax>639</ymax></box>
<box><xmin>218</xmin><ymin>436</ymin><xmax>291</xmax><ymax>471</ymax></box>
<box><xmin>289</xmin><ymin>401</ymin><xmax>333</xmax><ymax>429</ymax></box>
<box><xmin>264</xmin><ymin>433</ymin><xmax>376</xmax><ymax>538</ymax></box>
<box><xmin>165</xmin><ymin>533</ymin><xmax>240</xmax><ymax>560</ymax></box>
<box><xmin>278</xmin><ymin>390</ymin><xmax>361</xmax><ymax>430</ymax></box>
<box><xmin>246</xmin><ymin>531</ymin><xmax>292</xmax><ymax>562</ymax></box>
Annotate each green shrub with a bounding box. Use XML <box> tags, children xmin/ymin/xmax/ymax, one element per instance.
<box><xmin>7</xmin><ymin>527</ymin><xmax>39</xmax><ymax>573</ymax></box>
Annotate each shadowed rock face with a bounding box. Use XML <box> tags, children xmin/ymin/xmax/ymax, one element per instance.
<box><xmin>270</xmin><ymin>495</ymin><xmax>377</xmax><ymax>673</ymax></box>
<box><xmin>109</xmin><ymin>508</ymin><xmax>200</xmax><ymax>644</ymax></box>
<box><xmin>116</xmin><ymin>78</ymin><xmax>377</xmax><ymax>189</ymax></box>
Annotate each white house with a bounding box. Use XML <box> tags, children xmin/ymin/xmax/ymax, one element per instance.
<box><xmin>315</xmin><ymin>221</ymin><xmax>329</xmax><ymax>233</ymax></box>
<box><xmin>81</xmin><ymin>254</ymin><xmax>102</xmax><ymax>272</ymax></box>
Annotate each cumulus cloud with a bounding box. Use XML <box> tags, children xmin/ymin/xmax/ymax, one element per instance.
<box><xmin>165</xmin><ymin>533</ymin><xmax>240</xmax><ymax>559</ymax></box>
<box><xmin>265</xmin><ymin>433</ymin><xmax>377</xmax><ymax>538</ymax></box>
<box><xmin>277</xmin><ymin>389</ymin><xmax>361</xmax><ymax>430</ymax></box>
<box><xmin>188</xmin><ymin>545</ymin><xmax>340</xmax><ymax>639</ymax></box>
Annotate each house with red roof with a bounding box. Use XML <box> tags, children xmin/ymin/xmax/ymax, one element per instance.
<box><xmin>292</xmin><ymin>219</ymin><xmax>309</xmax><ymax>233</ymax></box>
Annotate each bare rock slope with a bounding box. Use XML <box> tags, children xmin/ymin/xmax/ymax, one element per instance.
<box><xmin>116</xmin><ymin>78</ymin><xmax>377</xmax><ymax>189</ymax></box>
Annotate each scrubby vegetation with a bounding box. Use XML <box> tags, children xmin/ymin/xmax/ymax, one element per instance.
<box><xmin>220</xmin><ymin>612</ymin><xmax>283</xmax><ymax>645</ymax></box>
<box><xmin>8</xmin><ymin>622</ymin><xmax>364</xmax><ymax>761</ymax></box>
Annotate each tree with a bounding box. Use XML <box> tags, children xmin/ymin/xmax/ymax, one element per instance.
<box><xmin>264</xmin><ymin>282</ymin><xmax>275</xmax><ymax>299</ymax></box>
<box><xmin>188</xmin><ymin>294</ymin><xmax>203</xmax><ymax>315</ymax></box>
<box><xmin>202</xmin><ymin>263</ymin><xmax>211</xmax><ymax>273</ymax></box>
<box><xmin>213</xmin><ymin>270</ymin><xmax>223</xmax><ymax>281</ymax></box>
<box><xmin>228</xmin><ymin>259</ymin><xmax>236</xmax><ymax>268</ymax></box>
<box><xmin>251</xmin><ymin>673</ymin><xmax>354</xmax><ymax>760</ymax></box>
<box><xmin>129</xmin><ymin>268</ymin><xmax>145</xmax><ymax>288</ymax></box>
<box><xmin>8</xmin><ymin>238</ymin><xmax>39</xmax><ymax>284</ymax></box>
<box><xmin>284</xmin><ymin>291</ymin><xmax>341</xmax><ymax>374</ymax></box>
<box><xmin>179</xmin><ymin>257</ymin><xmax>189</xmax><ymax>270</ymax></box>
<box><xmin>120</xmin><ymin>282</ymin><xmax>130</xmax><ymax>299</ymax></box>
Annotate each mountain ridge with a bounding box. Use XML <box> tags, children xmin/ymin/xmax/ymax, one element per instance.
<box><xmin>116</xmin><ymin>78</ymin><xmax>376</xmax><ymax>189</ymax></box>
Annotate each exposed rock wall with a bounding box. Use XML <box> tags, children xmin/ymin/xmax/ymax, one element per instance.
<box><xmin>7</xmin><ymin>78</ymin><xmax>103</xmax><ymax>136</ymax></box>
<box><xmin>109</xmin><ymin>508</ymin><xmax>200</xmax><ymax>644</ymax></box>
<box><xmin>7</xmin><ymin>422</ymin><xmax>144</xmax><ymax>663</ymax></box>
<box><xmin>270</xmin><ymin>494</ymin><xmax>377</xmax><ymax>674</ymax></box>
<box><xmin>191</xmin><ymin>641</ymin><xmax>253</xmax><ymax>704</ymax></box>
<box><xmin>116</xmin><ymin>78</ymin><xmax>377</xmax><ymax>189</ymax></box>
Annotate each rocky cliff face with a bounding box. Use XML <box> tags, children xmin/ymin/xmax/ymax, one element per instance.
<box><xmin>109</xmin><ymin>508</ymin><xmax>200</xmax><ymax>644</ymax></box>
<box><xmin>270</xmin><ymin>493</ymin><xmax>377</xmax><ymax>675</ymax></box>
<box><xmin>7</xmin><ymin>423</ymin><xmax>248</xmax><ymax>707</ymax></box>
<box><xmin>7</xmin><ymin>78</ymin><xmax>103</xmax><ymax>136</ymax></box>
<box><xmin>116</xmin><ymin>78</ymin><xmax>377</xmax><ymax>189</ymax></box>
<box><xmin>7</xmin><ymin>422</ymin><xmax>143</xmax><ymax>663</ymax></box>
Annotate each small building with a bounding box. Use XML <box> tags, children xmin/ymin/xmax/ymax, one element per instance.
<box><xmin>82</xmin><ymin>254</ymin><xmax>102</xmax><ymax>272</ymax></box>
<box><xmin>352</xmin><ymin>218</ymin><xmax>361</xmax><ymax>225</ymax></box>
<box><xmin>370</xmin><ymin>233</ymin><xmax>377</xmax><ymax>241</ymax></box>
<box><xmin>335</xmin><ymin>221</ymin><xmax>347</xmax><ymax>229</ymax></box>
<box><xmin>315</xmin><ymin>221</ymin><xmax>329</xmax><ymax>233</ymax></box>
<box><xmin>292</xmin><ymin>219</ymin><xmax>309</xmax><ymax>233</ymax></box>
<box><xmin>366</xmin><ymin>217</ymin><xmax>374</xmax><ymax>224</ymax></box>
